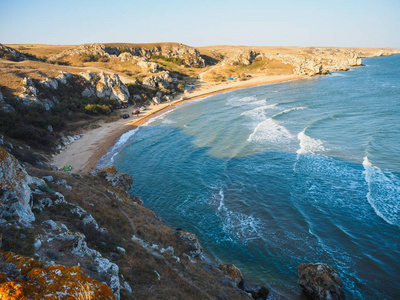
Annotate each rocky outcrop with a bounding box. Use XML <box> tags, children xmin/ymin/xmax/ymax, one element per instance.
<box><xmin>143</xmin><ymin>71</ymin><xmax>173</xmax><ymax>89</ymax></box>
<box><xmin>79</xmin><ymin>71</ymin><xmax>130</xmax><ymax>103</ymax></box>
<box><xmin>50</xmin><ymin>43</ymin><xmax>205</xmax><ymax>67</ymax></box>
<box><xmin>34</xmin><ymin>220</ymin><xmax>122</xmax><ymax>299</ymax></box>
<box><xmin>0</xmin><ymin>148</ymin><xmax>45</xmax><ymax>226</ymax></box>
<box><xmin>99</xmin><ymin>165</ymin><xmax>133</xmax><ymax>192</ymax></box>
<box><xmin>0</xmin><ymin>89</ymin><xmax>15</xmax><ymax>113</ymax></box>
<box><xmin>298</xmin><ymin>263</ymin><xmax>345</xmax><ymax>300</ymax></box>
<box><xmin>179</xmin><ymin>231</ymin><xmax>202</xmax><ymax>257</ymax></box>
<box><xmin>293</xmin><ymin>58</ymin><xmax>328</xmax><ymax>76</ymax></box>
<box><xmin>218</xmin><ymin>263</ymin><xmax>243</xmax><ymax>286</ymax></box>
<box><xmin>0</xmin><ymin>250</ymin><xmax>116</xmax><ymax>299</ymax></box>
<box><xmin>227</xmin><ymin>49</ymin><xmax>263</xmax><ymax>66</ymax></box>
<box><xmin>56</xmin><ymin>71</ymin><xmax>73</xmax><ymax>84</ymax></box>
<box><xmin>133</xmin><ymin>57</ymin><xmax>159</xmax><ymax>73</ymax></box>
<box><xmin>0</xmin><ymin>44</ymin><xmax>28</xmax><ymax>61</ymax></box>
<box><xmin>40</xmin><ymin>77</ymin><xmax>59</xmax><ymax>89</ymax></box>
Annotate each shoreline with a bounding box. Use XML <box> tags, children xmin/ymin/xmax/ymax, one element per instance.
<box><xmin>51</xmin><ymin>75</ymin><xmax>305</xmax><ymax>172</ymax></box>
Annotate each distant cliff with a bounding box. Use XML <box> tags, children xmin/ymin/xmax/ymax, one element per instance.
<box><xmin>50</xmin><ymin>43</ymin><xmax>206</xmax><ymax>68</ymax></box>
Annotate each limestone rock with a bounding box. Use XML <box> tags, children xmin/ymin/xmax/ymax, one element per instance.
<box><xmin>119</xmin><ymin>52</ymin><xmax>133</xmax><ymax>62</ymax></box>
<box><xmin>79</xmin><ymin>71</ymin><xmax>130</xmax><ymax>103</ymax></box>
<box><xmin>143</xmin><ymin>71</ymin><xmax>172</xmax><ymax>89</ymax></box>
<box><xmin>218</xmin><ymin>263</ymin><xmax>243</xmax><ymax>286</ymax></box>
<box><xmin>0</xmin><ymin>148</ymin><xmax>40</xmax><ymax>226</ymax></box>
<box><xmin>40</xmin><ymin>77</ymin><xmax>58</xmax><ymax>89</ymax></box>
<box><xmin>0</xmin><ymin>90</ymin><xmax>15</xmax><ymax>113</ymax></box>
<box><xmin>35</xmin><ymin>222</ymin><xmax>121</xmax><ymax>299</ymax></box>
<box><xmin>227</xmin><ymin>49</ymin><xmax>260</xmax><ymax>66</ymax></box>
<box><xmin>298</xmin><ymin>263</ymin><xmax>345</xmax><ymax>300</ymax></box>
<box><xmin>0</xmin><ymin>250</ymin><xmax>116</xmax><ymax>299</ymax></box>
<box><xmin>110</xmin><ymin>172</ymin><xmax>133</xmax><ymax>192</ymax></box>
<box><xmin>50</xmin><ymin>42</ymin><xmax>205</xmax><ymax>67</ymax></box>
<box><xmin>99</xmin><ymin>166</ymin><xmax>133</xmax><ymax>192</ymax></box>
<box><xmin>179</xmin><ymin>231</ymin><xmax>203</xmax><ymax>257</ymax></box>
<box><xmin>133</xmin><ymin>57</ymin><xmax>159</xmax><ymax>73</ymax></box>
<box><xmin>56</xmin><ymin>71</ymin><xmax>72</xmax><ymax>84</ymax></box>
<box><xmin>0</xmin><ymin>44</ymin><xmax>28</xmax><ymax>61</ymax></box>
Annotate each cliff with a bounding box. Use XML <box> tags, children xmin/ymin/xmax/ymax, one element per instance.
<box><xmin>50</xmin><ymin>43</ymin><xmax>206</xmax><ymax>68</ymax></box>
<box><xmin>0</xmin><ymin>147</ymin><xmax>255</xmax><ymax>299</ymax></box>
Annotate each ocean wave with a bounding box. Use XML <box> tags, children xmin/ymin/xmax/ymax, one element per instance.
<box><xmin>213</xmin><ymin>188</ymin><xmax>262</xmax><ymax>242</ymax></box>
<box><xmin>240</xmin><ymin>103</ymin><xmax>278</xmax><ymax>120</ymax></box>
<box><xmin>271</xmin><ymin>106</ymin><xmax>308</xmax><ymax>120</ymax></box>
<box><xmin>247</xmin><ymin>118</ymin><xmax>294</xmax><ymax>144</ymax></box>
<box><xmin>296</xmin><ymin>130</ymin><xmax>326</xmax><ymax>154</ymax></box>
<box><xmin>227</xmin><ymin>96</ymin><xmax>267</xmax><ymax>107</ymax></box>
<box><xmin>362</xmin><ymin>156</ymin><xmax>400</xmax><ymax>227</ymax></box>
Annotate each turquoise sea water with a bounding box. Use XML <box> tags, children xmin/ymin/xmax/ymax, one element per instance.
<box><xmin>101</xmin><ymin>55</ymin><xmax>400</xmax><ymax>299</ymax></box>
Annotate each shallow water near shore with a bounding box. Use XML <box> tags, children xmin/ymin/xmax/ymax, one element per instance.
<box><xmin>107</xmin><ymin>55</ymin><xmax>400</xmax><ymax>299</ymax></box>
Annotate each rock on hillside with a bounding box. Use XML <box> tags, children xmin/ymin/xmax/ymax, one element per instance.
<box><xmin>80</xmin><ymin>71</ymin><xmax>130</xmax><ymax>103</ymax></box>
<box><xmin>0</xmin><ymin>44</ymin><xmax>29</xmax><ymax>61</ymax></box>
<box><xmin>0</xmin><ymin>148</ymin><xmax>45</xmax><ymax>226</ymax></box>
<box><xmin>227</xmin><ymin>49</ymin><xmax>264</xmax><ymax>66</ymax></box>
<box><xmin>0</xmin><ymin>250</ymin><xmax>116</xmax><ymax>300</ymax></box>
<box><xmin>298</xmin><ymin>263</ymin><xmax>345</xmax><ymax>300</ymax></box>
<box><xmin>0</xmin><ymin>88</ymin><xmax>15</xmax><ymax>113</ymax></box>
<box><xmin>50</xmin><ymin>43</ymin><xmax>205</xmax><ymax>67</ymax></box>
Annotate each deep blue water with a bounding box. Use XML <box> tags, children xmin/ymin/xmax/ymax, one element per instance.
<box><xmin>102</xmin><ymin>55</ymin><xmax>400</xmax><ymax>299</ymax></box>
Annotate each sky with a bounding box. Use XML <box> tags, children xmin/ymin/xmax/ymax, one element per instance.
<box><xmin>0</xmin><ymin>0</ymin><xmax>399</xmax><ymax>48</ymax></box>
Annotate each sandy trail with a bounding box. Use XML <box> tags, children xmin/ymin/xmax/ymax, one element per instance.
<box><xmin>51</xmin><ymin>74</ymin><xmax>304</xmax><ymax>173</ymax></box>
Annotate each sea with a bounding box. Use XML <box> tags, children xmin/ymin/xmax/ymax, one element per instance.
<box><xmin>99</xmin><ymin>55</ymin><xmax>400</xmax><ymax>299</ymax></box>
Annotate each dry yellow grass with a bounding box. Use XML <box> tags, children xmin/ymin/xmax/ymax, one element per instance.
<box><xmin>5</xmin><ymin>44</ymin><xmax>76</xmax><ymax>58</ymax></box>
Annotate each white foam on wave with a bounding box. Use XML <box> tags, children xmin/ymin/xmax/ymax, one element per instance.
<box><xmin>214</xmin><ymin>188</ymin><xmax>262</xmax><ymax>241</ymax></box>
<box><xmin>240</xmin><ymin>103</ymin><xmax>278</xmax><ymax>120</ymax></box>
<box><xmin>227</xmin><ymin>96</ymin><xmax>266</xmax><ymax>107</ymax></box>
<box><xmin>296</xmin><ymin>130</ymin><xmax>326</xmax><ymax>154</ymax></box>
<box><xmin>247</xmin><ymin>118</ymin><xmax>294</xmax><ymax>143</ymax></box>
<box><xmin>363</xmin><ymin>156</ymin><xmax>400</xmax><ymax>227</ymax></box>
<box><xmin>272</xmin><ymin>106</ymin><xmax>308</xmax><ymax>119</ymax></box>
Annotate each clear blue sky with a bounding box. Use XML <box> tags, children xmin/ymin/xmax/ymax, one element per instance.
<box><xmin>1</xmin><ymin>0</ymin><xmax>399</xmax><ymax>47</ymax></box>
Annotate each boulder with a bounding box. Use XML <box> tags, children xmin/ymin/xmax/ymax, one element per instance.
<box><xmin>56</xmin><ymin>71</ymin><xmax>72</xmax><ymax>84</ymax></box>
<box><xmin>40</xmin><ymin>77</ymin><xmax>58</xmax><ymax>89</ymax></box>
<box><xmin>179</xmin><ymin>231</ymin><xmax>202</xmax><ymax>257</ymax></box>
<box><xmin>218</xmin><ymin>263</ymin><xmax>243</xmax><ymax>286</ymax></box>
<box><xmin>0</xmin><ymin>250</ymin><xmax>116</xmax><ymax>300</ymax></box>
<box><xmin>110</xmin><ymin>172</ymin><xmax>133</xmax><ymax>192</ymax></box>
<box><xmin>298</xmin><ymin>263</ymin><xmax>345</xmax><ymax>300</ymax></box>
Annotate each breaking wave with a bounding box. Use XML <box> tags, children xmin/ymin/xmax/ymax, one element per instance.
<box><xmin>363</xmin><ymin>156</ymin><xmax>400</xmax><ymax>227</ymax></box>
<box><xmin>297</xmin><ymin>129</ymin><xmax>326</xmax><ymax>154</ymax></box>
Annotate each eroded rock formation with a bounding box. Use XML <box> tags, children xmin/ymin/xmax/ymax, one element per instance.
<box><xmin>298</xmin><ymin>263</ymin><xmax>345</xmax><ymax>300</ymax></box>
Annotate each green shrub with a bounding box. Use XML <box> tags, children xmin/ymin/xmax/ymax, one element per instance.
<box><xmin>85</xmin><ymin>104</ymin><xmax>112</xmax><ymax>115</ymax></box>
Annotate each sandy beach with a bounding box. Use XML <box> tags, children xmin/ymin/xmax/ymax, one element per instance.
<box><xmin>51</xmin><ymin>74</ymin><xmax>304</xmax><ymax>172</ymax></box>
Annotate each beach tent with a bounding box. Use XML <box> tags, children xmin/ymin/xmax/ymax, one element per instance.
<box><xmin>63</xmin><ymin>165</ymin><xmax>72</xmax><ymax>172</ymax></box>
<box><xmin>227</xmin><ymin>77</ymin><xmax>234</xmax><ymax>80</ymax></box>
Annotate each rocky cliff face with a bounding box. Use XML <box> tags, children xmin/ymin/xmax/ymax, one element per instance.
<box><xmin>0</xmin><ymin>148</ymin><xmax>44</xmax><ymax>226</ymax></box>
<box><xmin>80</xmin><ymin>71</ymin><xmax>130</xmax><ymax>103</ymax></box>
<box><xmin>227</xmin><ymin>49</ymin><xmax>264</xmax><ymax>66</ymax></box>
<box><xmin>50</xmin><ymin>43</ymin><xmax>206</xmax><ymax>67</ymax></box>
<box><xmin>0</xmin><ymin>148</ymin><xmax>254</xmax><ymax>299</ymax></box>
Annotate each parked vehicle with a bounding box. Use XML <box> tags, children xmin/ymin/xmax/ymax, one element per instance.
<box><xmin>122</xmin><ymin>113</ymin><xmax>130</xmax><ymax>119</ymax></box>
